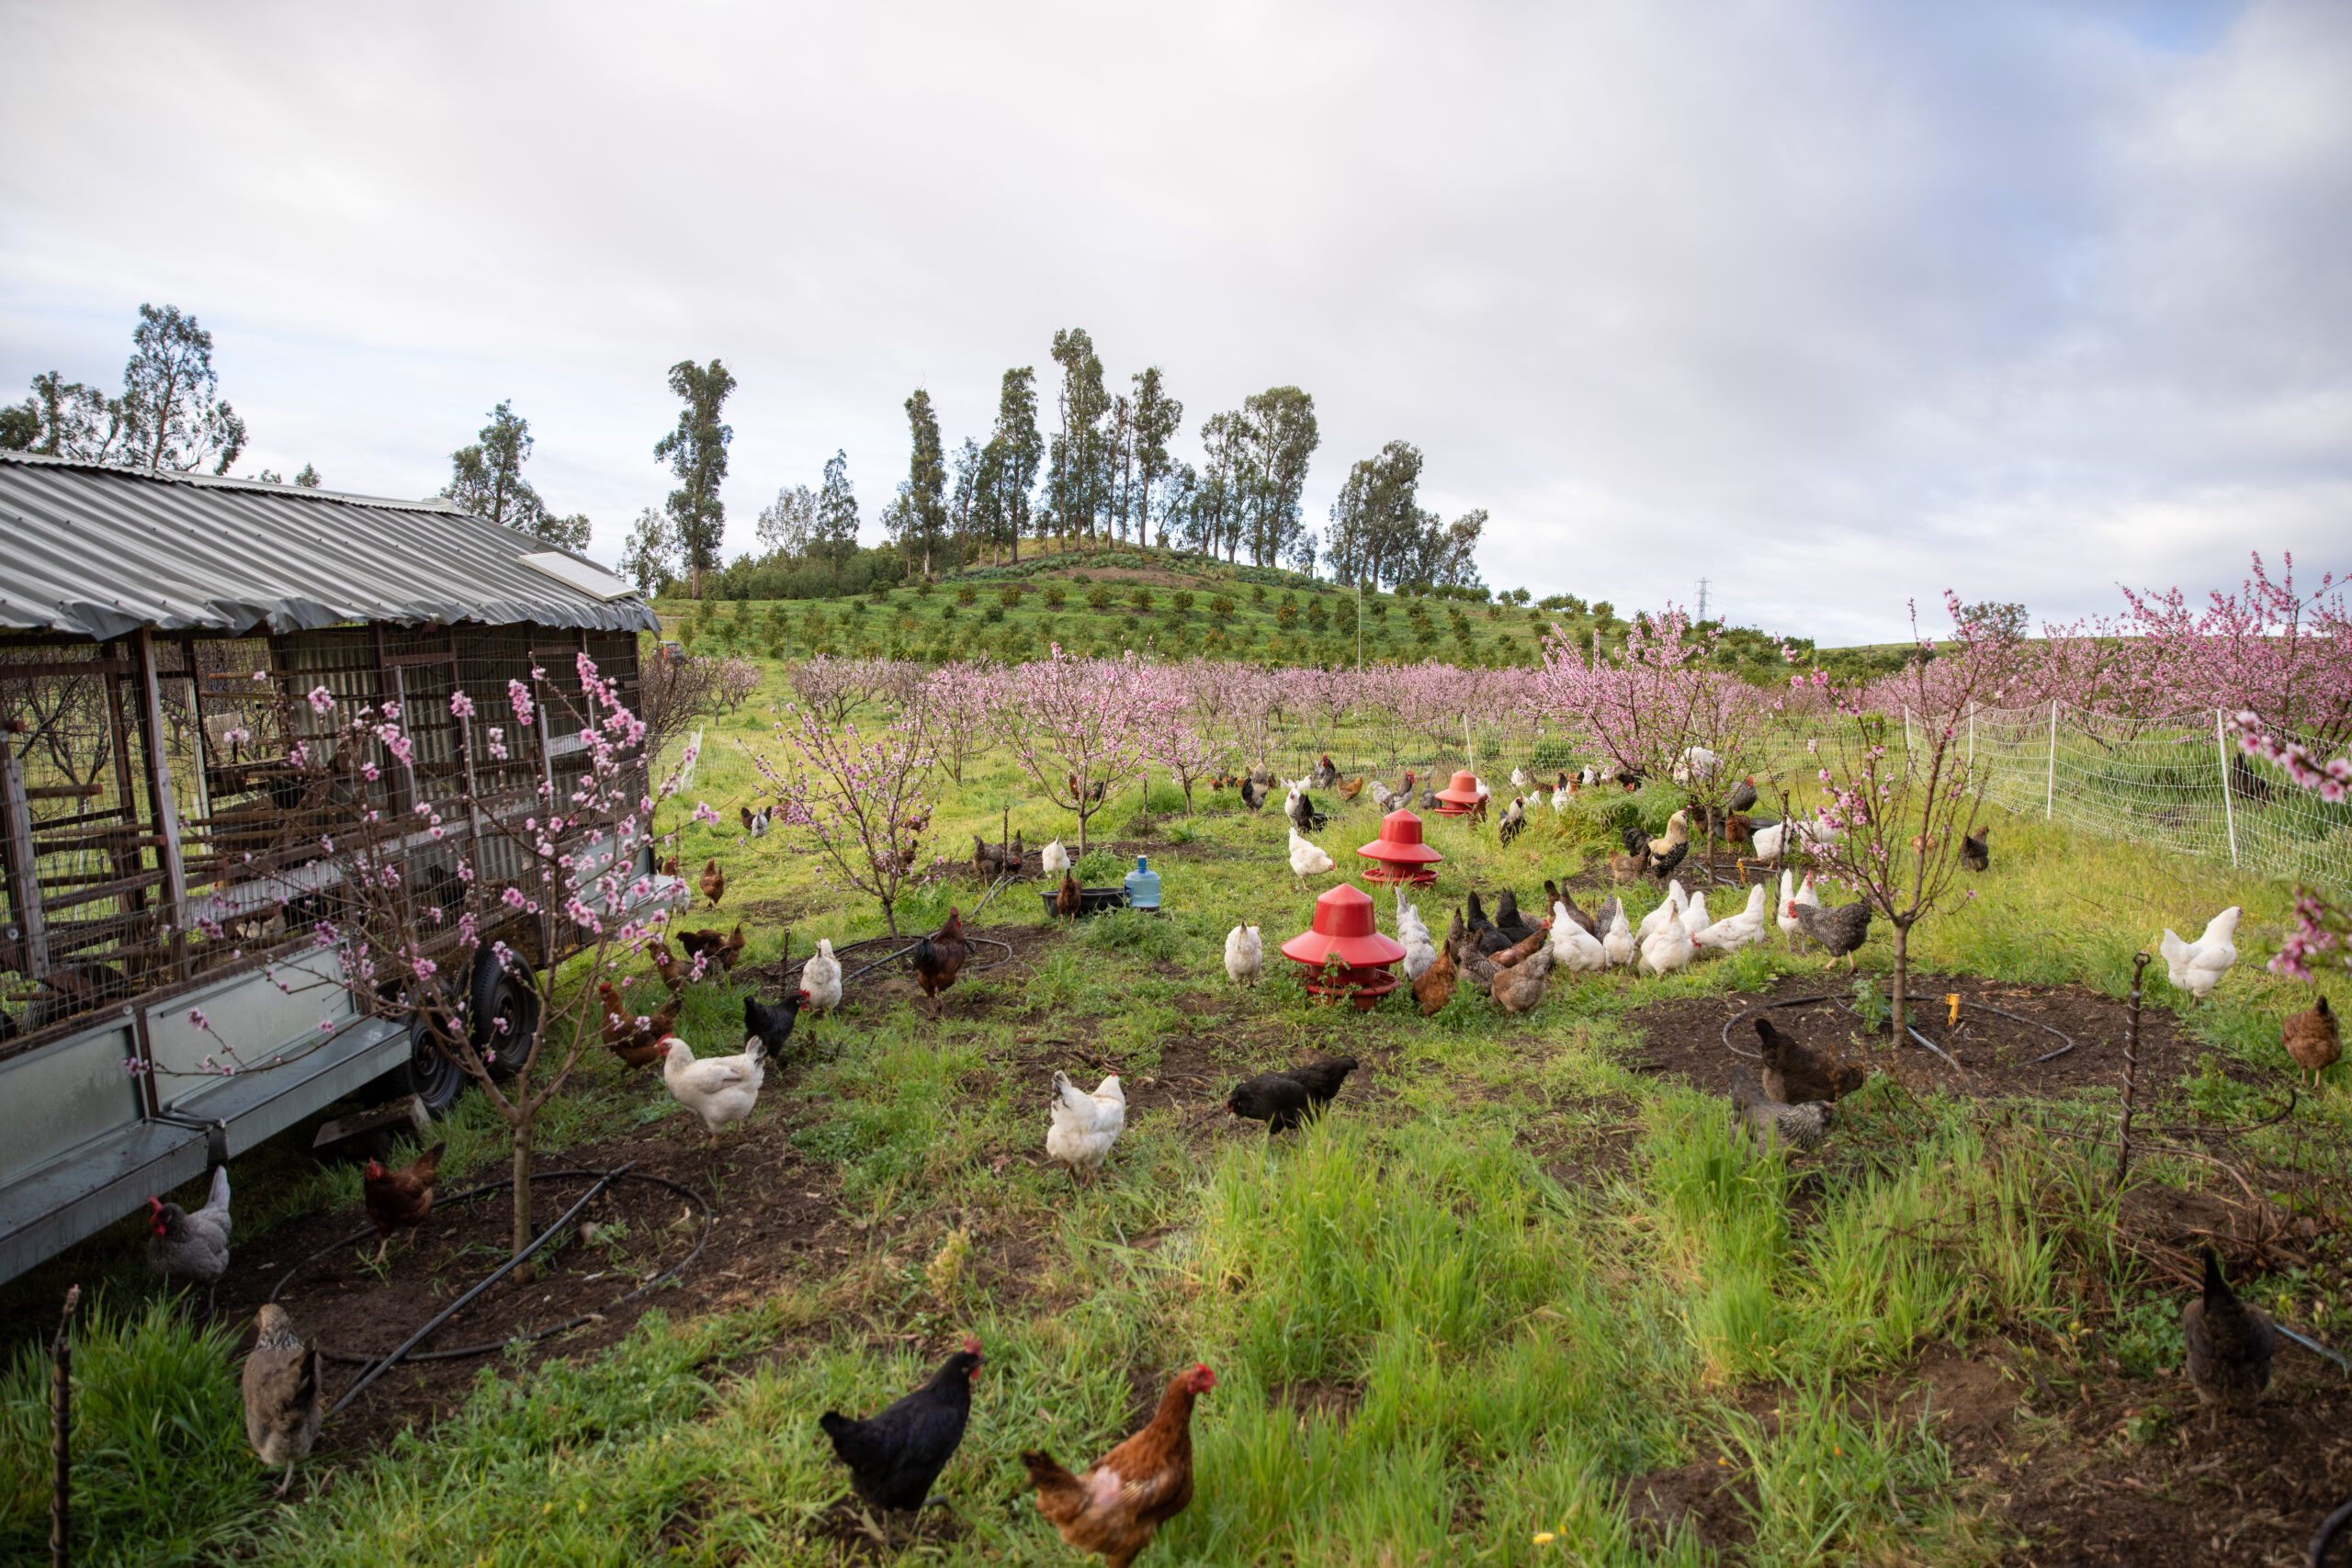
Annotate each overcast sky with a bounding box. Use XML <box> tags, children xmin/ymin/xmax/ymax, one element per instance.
<box><xmin>3</xmin><ymin>1</ymin><xmax>2346</xmax><ymax>642</ymax></box>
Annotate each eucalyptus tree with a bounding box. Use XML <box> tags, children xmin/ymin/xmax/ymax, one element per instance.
<box><xmin>654</xmin><ymin>358</ymin><xmax>736</xmax><ymax>595</ymax></box>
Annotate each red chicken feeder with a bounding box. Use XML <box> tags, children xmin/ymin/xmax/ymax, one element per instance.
<box><xmin>1433</xmin><ymin>770</ymin><xmax>1487</xmax><ymax>818</ymax></box>
<box><xmin>1356</xmin><ymin>807</ymin><xmax>1442</xmax><ymax>886</ymax></box>
<box><xmin>1280</xmin><ymin>883</ymin><xmax>1407</xmax><ymax>1010</ymax></box>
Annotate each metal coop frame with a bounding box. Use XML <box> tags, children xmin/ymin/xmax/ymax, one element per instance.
<box><xmin>0</xmin><ymin>453</ymin><xmax>662</xmax><ymax>1283</ymax></box>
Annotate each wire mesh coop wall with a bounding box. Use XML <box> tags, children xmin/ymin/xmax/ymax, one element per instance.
<box><xmin>0</xmin><ymin>624</ymin><xmax>644</xmax><ymax>1065</ymax></box>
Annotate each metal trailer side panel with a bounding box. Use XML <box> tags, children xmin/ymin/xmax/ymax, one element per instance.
<box><xmin>0</xmin><ymin>1019</ymin><xmax>141</xmax><ymax>1187</ymax></box>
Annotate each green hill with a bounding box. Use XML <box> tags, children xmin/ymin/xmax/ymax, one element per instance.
<box><xmin>660</xmin><ymin>546</ymin><xmax>1825</xmax><ymax>673</ymax></box>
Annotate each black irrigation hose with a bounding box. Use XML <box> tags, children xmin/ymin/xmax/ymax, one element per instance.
<box><xmin>1719</xmin><ymin>993</ymin><xmax>2076</xmax><ymax>1072</ymax></box>
<box><xmin>269</xmin><ymin>1166</ymin><xmax>714</xmax><ymax>1387</ymax></box>
<box><xmin>2312</xmin><ymin>1495</ymin><xmax>2352</xmax><ymax>1567</ymax></box>
<box><xmin>765</xmin><ymin>931</ymin><xmax>1020</xmax><ymax>991</ymax></box>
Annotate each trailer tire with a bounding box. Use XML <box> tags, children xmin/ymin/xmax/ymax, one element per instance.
<box><xmin>362</xmin><ymin>1017</ymin><xmax>469</xmax><ymax>1117</ymax></box>
<box><xmin>470</xmin><ymin>947</ymin><xmax>541</xmax><ymax>1080</ymax></box>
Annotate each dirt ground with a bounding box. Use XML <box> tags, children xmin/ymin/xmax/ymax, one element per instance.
<box><xmin>1627</xmin><ymin>969</ymin><xmax>2256</xmax><ymax>1105</ymax></box>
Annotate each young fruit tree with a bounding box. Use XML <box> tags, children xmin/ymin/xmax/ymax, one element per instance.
<box><xmin>249</xmin><ymin>653</ymin><xmax>686</xmax><ymax>1258</ymax></box>
<box><xmin>752</xmin><ymin>697</ymin><xmax>937</xmax><ymax>934</ymax></box>
<box><xmin>1796</xmin><ymin>595</ymin><xmax>2021</xmax><ymax>1043</ymax></box>
<box><xmin>989</xmin><ymin>646</ymin><xmax>1165</xmax><ymax>852</ymax></box>
<box><xmin>1536</xmin><ymin>605</ymin><xmax>1770</xmax><ymax>871</ymax></box>
<box><xmin>2233</xmin><ymin>716</ymin><xmax>2352</xmax><ymax>980</ymax></box>
<box><xmin>918</xmin><ymin>660</ymin><xmax>1000</xmax><ymax>784</ymax></box>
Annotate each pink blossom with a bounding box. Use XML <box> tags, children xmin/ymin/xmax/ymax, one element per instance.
<box><xmin>308</xmin><ymin>685</ymin><xmax>335</xmax><ymax>714</ymax></box>
<box><xmin>450</xmin><ymin>690</ymin><xmax>476</xmax><ymax>720</ymax></box>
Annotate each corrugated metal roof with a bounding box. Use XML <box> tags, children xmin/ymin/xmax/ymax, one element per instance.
<box><xmin>0</xmin><ymin>452</ymin><xmax>660</xmax><ymax>640</ymax></box>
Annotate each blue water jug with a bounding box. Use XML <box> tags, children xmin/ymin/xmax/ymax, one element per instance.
<box><xmin>1124</xmin><ymin>855</ymin><xmax>1161</xmax><ymax>911</ymax></box>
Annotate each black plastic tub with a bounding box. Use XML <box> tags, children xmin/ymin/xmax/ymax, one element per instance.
<box><xmin>1041</xmin><ymin>886</ymin><xmax>1129</xmax><ymax>919</ymax></box>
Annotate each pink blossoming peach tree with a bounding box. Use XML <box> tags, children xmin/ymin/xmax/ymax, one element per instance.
<box><xmin>245</xmin><ymin>652</ymin><xmax>692</xmax><ymax>1256</ymax></box>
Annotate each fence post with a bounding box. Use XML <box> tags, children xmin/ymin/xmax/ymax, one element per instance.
<box><xmin>1464</xmin><ymin>714</ymin><xmax>1474</xmax><ymax>771</ymax></box>
<box><xmin>1967</xmin><ymin>703</ymin><xmax>1975</xmax><ymax>770</ymax></box>
<box><xmin>2045</xmin><ymin>700</ymin><xmax>2057</xmax><ymax>820</ymax></box>
<box><xmin>2215</xmin><ymin>708</ymin><xmax>2239</xmax><ymax>868</ymax></box>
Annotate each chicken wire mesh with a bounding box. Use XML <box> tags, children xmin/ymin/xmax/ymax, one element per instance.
<box><xmin>0</xmin><ymin>625</ymin><xmax>650</xmax><ymax>1057</ymax></box>
<box><xmin>1168</xmin><ymin>694</ymin><xmax>2350</xmax><ymax>897</ymax></box>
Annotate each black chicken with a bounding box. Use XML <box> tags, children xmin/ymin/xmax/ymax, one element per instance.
<box><xmin>1226</xmin><ymin>1056</ymin><xmax>1360</xmax><ymax>1133</ymax></box>
<box><xmin>820</xmin><ymin>1337</ymin><xmax>983</xmax><ymax>1512</ymax></box>
<box><xmin>1463</xmin><ymin>892</ymin><xmax>1515</xmax><ymax>956</ymax></box>
<box><xmin>1724</xmin><ymin>777</ymin><xmax>1758</xmax><ymax>814</ymax></box>
<box><xmin>2183</xmin><ymin>1248</ymin><xmax>2272</xmax><ymax>1415</ymax></box>
<box><xmin>745</xmin><ymin>990</ymin><xmax>810</xmax><ymax>1060</ymax></box>
<box><xmin>1240</xmin><ymin>776</ymin><xmax>1267</xmax><ymax>812</ymax></box>
<box><xmin>1619</xmin><ymin>824</ymin><xmax>1648</xmax><ymax>856</ymax></box>
<box><xmin>913</xmin><ymin>908</ymin><xmax>969</xmax><ymax>1012</ymax></box>
<box><xmin>1961</xmin><ymin>825</ymin><xmax>1991</xmax><ymax>873</ymax></box>
<box><xmin>1490</xmin><ymin>889</ymin><xmax>1537</xmax><ymax>942</ymax></box>
<box><xmin>1287</xmin><ymin>789</ymin><xmax>1328</xmax><ymax>834</ymax></box>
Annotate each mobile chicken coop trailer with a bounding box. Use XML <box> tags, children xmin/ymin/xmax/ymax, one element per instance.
<box><xmin>0</xmin><ymin>452</ymin><xmax>663</xmax><ymax>1284</ymax></box>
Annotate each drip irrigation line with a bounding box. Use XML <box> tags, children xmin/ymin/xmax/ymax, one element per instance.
<box><xmin>1718</xmin><ymin>993</ymin><xmax>2075</xmax><ymax>1074</ymax></box>
<box><xmin>269</xmin><ymin>1166</ymin><xmax>712</xmax><ymax>1404</ymax></box>
<box><xmin>763</xmin><ymin>930</ymin><xmax>1020</xmax><ymax>992</ymax></box>
<box><xmin>2310</xmin><ymin>1495</ymin><xmax>2352</xmax><ymax>1567</ymax></box>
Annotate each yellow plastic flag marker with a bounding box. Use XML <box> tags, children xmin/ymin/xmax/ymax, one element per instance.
<box><xmin>1947</xmin><ymin>992</ymin><xmax>1960</xmax><ymax>1026</ymax></box>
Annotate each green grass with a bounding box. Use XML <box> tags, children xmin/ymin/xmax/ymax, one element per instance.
<box><xmin>6</xmin><ymin>649</ymin><xmax>2349</xmax><ymax>1565</ymax></box>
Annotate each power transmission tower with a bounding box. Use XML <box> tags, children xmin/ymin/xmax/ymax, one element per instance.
<box><xmin>1696</xmin><ymin>577</ymin><xmax>1711</xmax><ymax>621</ymax></box>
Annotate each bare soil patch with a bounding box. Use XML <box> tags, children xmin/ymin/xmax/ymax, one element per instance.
<box><xmin>220</xmin><ymin>1082</ymin><xmax>854</xmax><ymax>1453</ymax></box>
<box><xmin>1627</xmin><ymin>972</ymin><xmax>2248</xmax><ymax>1106</ymax></box>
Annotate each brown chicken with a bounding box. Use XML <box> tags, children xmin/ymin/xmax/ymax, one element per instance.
<box><xmin>2283</xmin><ymin>995</ymin><xmax>2340</xmax><ymax>1089</ymax></box>
<box><xmin>716</xmin><ymin>924</ymin><xmax>746</xmax><ymax>973</ymax></box>
<box><xmin>1753</xmin><ymin>1017</ymin><xmax>1867</xmax><ymax>1105</ymax></box>
<box><xmin>699</xmin><ymin>859</ymin><xmax>726</xmax><ymax>908</ymax></box>
<box><xmin>677</xmin><ymin>928</ymin><xmax>727</xmax><ymax>964</ymax></box>
<box><xmin>1337</xmin><ymin>775</ymin><xmax>1365</xmax><ymax>801</ymax></box>
<box><xmin>242</xmin><ymin>1304</ymin><xmax>323</xmax><ymax>1497</ymax></box>
<box><xmin>914</xmin><ymin>908</ymin><xmax>969</xmax><ymax>1013</ymax></box>
<box><xmin>1791</xmin><ymin>898</ymin><xmax>1871</xmax><ymax>968</ymax></box>
<box><xmin>1068</xmin><ymin>772</ymin><xmax>1107</xmax><ymax>805</ymax></box>
<box><xmin>1413</xmin><ymin>940</ymin><xmax>1456</xmax><ymax>1016</ymax></box>
<box><xmin>1056</xmin><ymin>871</ymin><xmax>1082</xmax><ymax>920</ymax></box>
<box><xmin>598</xmin><ymin>981</ymin><xmax>676</xmax><ymax>1068</ymax></box>
<box><xmin>363</xmin><ymin>1141</ymin><xmax>446</xmax><ymax>1265</ymax></box>
<box><xmin>1489</xmin><ymin>923</ymin><xmax>1551</xmax><ymax>969</ymax></box>
<box><xmin>647</xmin><ymin>940</ymin><xmax>685</xmax><ymax>992</ymax></box>
<box><xmin>1490</xmin><ymin>943</ymin><xmax>1554</xmax><ymax>1014</ymax></box>
<box><xmin>1607</xmin><ymin>844</ymin><xmax>1649</xmax><ymax>885</ymax></box>
<box><xmin>1542</xmin><ymin>880</ymin><xmax>1598</xmax><ymax>939</ymax></box>
<box><xmin>660</xmin><ymin>855</ymin><xmax>680</xmax><ymax>877</ymax></box>
<box><xmin>1023</xmin><ymin>1363</ymin><xmax>1215</xmax><ymax>1568</ymax></box>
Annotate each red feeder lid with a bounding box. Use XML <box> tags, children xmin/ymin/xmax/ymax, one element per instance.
<box><xmin>1280</xmin><ymin>883</ymin><xmax>1407</xmax><ymax>970</ymax></box>
<box><xmin>1356</xmin><ymin>808</ymin><xmax>1444</xmax><ymax>866</ymax></box>
<box><xmin>1434</xmin><ymin>770</ymin><xmax>1487</xmax><ymax>808</ymax></box>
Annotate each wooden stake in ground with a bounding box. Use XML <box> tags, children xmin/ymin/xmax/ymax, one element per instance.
<box><xmin>2116</xmin><ymin>951</ymin><xmax>2149</xmax><ymax>1190</ymax></box>
<box><xmin>51</xmin><ymin>1283</ymin><xmax>80</xmax><ymax>1568</ymax></box>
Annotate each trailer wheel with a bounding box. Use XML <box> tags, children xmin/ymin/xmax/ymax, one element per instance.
<box><xmin>471</xmin><ymin>947</ymin><xmax>542</xmax><ymax>1080</ymax></box>
<box><xmin>362</xmin><ymin>1016</ymin><xmax>469</xmax><ymax>1116</ymax></box>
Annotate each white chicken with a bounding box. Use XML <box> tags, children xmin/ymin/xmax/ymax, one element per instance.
<box><xmin>800</xmin><ymin>938</ymin><xmax>842</xmax><ymax>1014</ymax></box>
<box><xmin>1224</xmin><ymin>923</ymin><xmax>1262</xmax><ymax>987</ymax></box>
<box><xmin>1396</xmin><ymin>891</ymin><xmax>1438</xmax><ymax>981</ymax></box>
<box><xmin>1041</xmin><ymin>839</ymin><xmax>1071</xmax><ymax>878</ymax></box>
<box><xmin>1671</xmin><ymin>746</ymin><xmax>1718</xmax><ymax>784</ymax></box>
<box><xmin>1288</xmin><ymin>826</ymin><xmax>1335</xmax><ymax>886</ymax></box>
<box><xmin>657</xmin><ymin>1034</ymin><xmax>765</xmax><ymax>1148</ymax></box>
<box><xmin>1695</xmin><ymin>884</ymin><xmax>1770</xmax><ymax>953</ymax></box>
<box><xmin>1639</xmin><ymin>907</ymin><xmax>1698</xmax><ymax>976</ymax></box>
<box><xmin>1683</xmin><ymin>888</ymin><xmax>1713</xmax><ymax>937</ymax></box>
<box><xmin>1635</xmin><ymin>889</ymin><xmax>1680</xmax><ymax>946</ymax></box>
<box><xmin>1781</xmin><ymin>872</ymin><xmax>1820</xmax><ymax>945</ymax></box>
<box><xmin>1550</xmin><ymin>902</ymin><xmax>1610</xmax><ymax>973</ymax></box>
<box><xmin>1600</xmin><ymin>899</ymin><xmax>1636</xmax><ymax>968</ymax></box>
<box><xmin>1551</xmin><ymin>776</ymin><xmax>1573</xmax><ymax>812</ymax></box>
<box><xmin>2158</xmin><ymin>907</ymin><xmax>2241</xmax><ymax>999</ymax></box>
<box><xmin>1046</xmin><ymin>1071</ymin><xmax>1125</xmax><ymax>1180</ymax></box>
<box><xmin>1510</xmin><ymin>767</ymin><xmax>1532</xmax><ymax>790</ymax></box>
